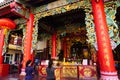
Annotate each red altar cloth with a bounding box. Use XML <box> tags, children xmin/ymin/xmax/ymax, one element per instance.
<box><xmin>38</xmin><ymin>65</ymin><xmax>97</xmax><ymax>80</ymax></box>
<box><xmin>78</xmin><ymin>65</ymin><xmax>97</xmax><ymax>80</ymax></box>
<box><xmin>0</xmin><ymin>64</ymin><xmax>9</xmax><ymax>76</ymax></box>
<box><xmin>38</xmin><ymin>65</ymin><xmax>61</xmax><ymax>80</ymax></box>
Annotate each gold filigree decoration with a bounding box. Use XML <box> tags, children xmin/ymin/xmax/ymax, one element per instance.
<box><xmin>100</xmin><ymin>30</ymin><xmax>105</xmax><ymax>35</ymax></box>
<box><xmin>102</xmin><ymin>43</ymin><xmax>107</xmax><ymax>47</ymax></box>
<box><xmin>83</xmin><ymin>68</ymin><xmax>92</xmax><ymax>77</ymax></box>
<box><xmin>34</xmin><ymin>0</ymin><xmax>91</xmax><ymax>22</ymax></box>
<box><xmin>104</xmin><ymin>54</ymin><xmax>110</xmax><ymax>67</ymax></box>
<box><xmin>41</xmin><ymin>67</ymin><xmax>46</xmax><ymax>74</ymax></box>
<box><xmin>101</xmin><ymin>36</ymin><xmax>106</xmax><ymax>42</ymax></box>
<box><xmin>103</xmin><ymin>48</ymin><xmax>108</xmax><ymax>54</ymax></box>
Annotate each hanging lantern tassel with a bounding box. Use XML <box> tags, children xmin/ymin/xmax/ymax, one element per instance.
<box><xmin>3</xmin><ymin>28</ymin><xmax>8</xmax><ymax>35</ymax></box>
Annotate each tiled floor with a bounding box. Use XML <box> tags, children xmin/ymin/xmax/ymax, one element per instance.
<box><xmin>0</xmin><ymin>73</ymin><xmax>44</xmax><ymax>80</ymax></box>
<box><xmin>0</xmin><ymin>73</ymin><xmax>120</xmax><ymax>80</ymax></box>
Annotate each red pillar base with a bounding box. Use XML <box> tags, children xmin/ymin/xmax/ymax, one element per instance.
<box><xmin>20</xmin><ymin>69</ymin><xmax>26</xmax><ymax>76</ymax></box>
<box><xmin>100</xmin><ymin>71</ymin><xmax>119</xmax><ymax>80</ymax></box>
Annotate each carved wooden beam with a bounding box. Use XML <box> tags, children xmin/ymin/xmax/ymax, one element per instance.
<box><xmin>0</xmin><ymin>1</ymin><xmax>29</xmax><ymax>20</ymax></box>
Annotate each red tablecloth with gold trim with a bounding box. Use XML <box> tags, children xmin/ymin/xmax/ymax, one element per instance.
<box><xmin>78</xmin><ymin>65</ymin><xmax>97</xmax><ymax>79</ymax></box>
<box><xmin>38</xmin><ymin>65</ymin><xmax>97</xmax><ymax>80</ymax></box>
<box><xmin>38</xmin><ymin>65</ymin><xmax>61</xmax><ymax>80</ymax></box>
<box><xmin>61</xmin><ymin>65</ymin><xmax>78</xmax><ymax>80</ymax></box>
<box><xmin>0</xmin><ymin>64</ymin><xmax>9</xmax><ymax>76</ymax></box>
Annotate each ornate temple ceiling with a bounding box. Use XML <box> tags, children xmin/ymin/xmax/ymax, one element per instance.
<box><xmin>39</xmin><ymin>8</ymin><xmax>86</xmax><ymax>29</ymax></box>
<box><xmin>0</xmin><ymin>0</ymin><xmax>118</xmax><ymax>38</ymax></box>
<box><xmin>24</xmin><ymin>0</ymin><xmax>57</xmax><ymax>7</ymax></box>
<box><xmin>36</xmin><ymin>0</ymin><xmax>119</xmax><ymax>39</ymax></box>
<box><xmin>37</xmin><ymin>8</ymin><xmax>87</xmax><ymax>41</ymax></box>
<box><xmin>23</xmin><ymin>0</ymin><xmax>117</xmax><ymax>6</ymax></box>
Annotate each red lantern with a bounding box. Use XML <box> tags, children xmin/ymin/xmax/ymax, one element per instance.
<box><xmin>0</xmin><ymin>18</ymin><xmax>16</xmax><ymax>64</ymax></box>
<box><xmin>0</xmin><ymin>18</ymin><xmax>16</xmax><ymax>29</ymax></box>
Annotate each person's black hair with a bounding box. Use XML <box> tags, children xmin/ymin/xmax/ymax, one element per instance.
<box><xmin>26</xmin><ymin>60</ymin><xmax>32</xmax><ymax>67</ymax></box>
<box><xmin>48</xmin><ymin>59</ymin><xmax>53</xmax><ymax>68</ymax></box>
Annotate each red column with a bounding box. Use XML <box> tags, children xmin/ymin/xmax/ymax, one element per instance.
<box><xmin>30</xmin><ymin>50</ymin><xmax>34</xmax><ymax>62</ymax></box>
<box><xmin>0</xmin><ymin>29</ymin><xmax>5</xmax><ymax>64</ymax></box>
<box><xmin>52</xmin><ymin>32</ymin><xmax>56</xmax><ymax>59</ymax></box>
<box><xmin>63</xmin><ymin>38</ymin><xmax>67</xmax><ymax>58</ymax></box>
<box><xmin>21</xmin><ymin>13</ymin><xmax>34</xmax><ymax>75</ymax></box>
<box><xmin>91</xmin><ymin>0</ymin><xmax>118</xmax><ymax>79</ymax></box>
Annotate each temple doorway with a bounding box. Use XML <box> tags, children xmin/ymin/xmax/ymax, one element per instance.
<box><xmin>70</xmin><ymin>42</ymin><xmax>83</xmax><ymax>59</ymax></box>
